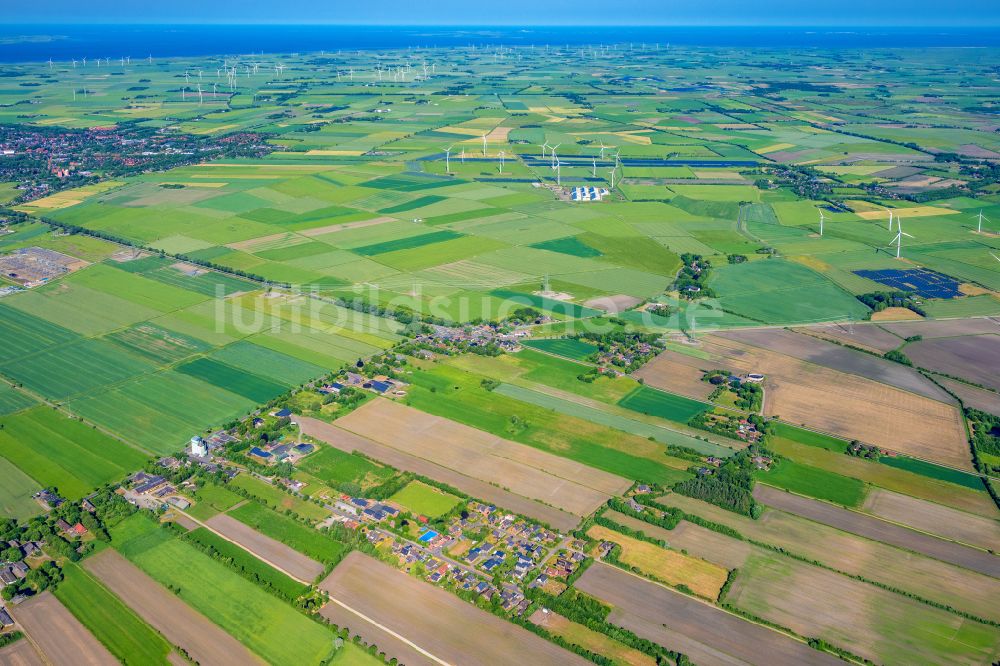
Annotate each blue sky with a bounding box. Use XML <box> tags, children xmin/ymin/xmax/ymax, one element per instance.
<box><xmin>11</xmin><ymin>0</ymin><xmax>1000</xmax><ymax>26</ymax></box>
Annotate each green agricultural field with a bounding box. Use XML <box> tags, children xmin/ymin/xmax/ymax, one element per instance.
<box><xmin>297</xmin><ymin>446</ymin><xmax>395</xmax><ymax>490</ymax></box>
<box><xmin>617</xmin><ymin>386</ymin><xmax>710</xmax><ymax>423</ymax></box>
<box><xmin>55</xmin><ymin>560</ymin><xmax>173</xmax><ymax>666</ymax></box>
<box><xmin>183</xmin><ymin>527</ymin><xmax>308</xmax><ymax>599</ymax></box>
<box><xmin>105</xmin><ymin>322</ymin><xmax>213</xmax><ymax>365</ymax></box>
<box><xmin>0</xmin><ymin>383</ymin><xmax>35</xmax><ymax>416</ymax></box>
<box><xmin>229</xmin><ymin>501</ymin><xmax>346</xmax><ymax>563</ymax></box>
<box><xmin>520</xmin><ymin>337</ymin><xmax>598</xmax><ymax>361</ymax></box>
<box><xmin>389</xmin><ymin>480</ymin><xmax>462</xmax><ymax>518</ymax></box>
<box><xmin>176</xmin><ymin>358</ymin><xmax>289</xmax><ymax>403</ymax></box>
<box><xmin>709</xmin><ymin>260</ymin><xmax>870</xmax><ymax>325</ymax></box>
<box><xmin>0</xmin><ymin>456</ymin><xmax>42</xmax><ymax>520</ymax></box>
<box><xmin>0</xmin><ymin>407</ymin><xmax>149</xmax><ymax>499</ymax></box>
<box><xmin>69</xmin><ymin>370</ymin><xmax>256</xmax><ymax>454</ymax></box>
<box><xmin>759</xmin><ymin>460</ymin><xmax>868</xmax><ymax>507</ymax></box>
<box><xmin>405</xmin><ymin>364</ymin><xmax>692</xmax><ymax>484</ymax></box>
<box><xmin>112</xmin><ymin>514</ymin><xmax>336</xmax><ymax>665</ymax></box>
<box><xmin>228</xmin><ymin>475</ymin><xmax>330</xmax><ymax>522</ymax></box>
<box><xmin>185</xmin><ymin>483</ymin><xmax>245</xmax><ymax>521</ymax></box>
<box><xmin>494</xmin><ymin>383</ymin><xmax>734</xmax><ymax>457</ymax></box>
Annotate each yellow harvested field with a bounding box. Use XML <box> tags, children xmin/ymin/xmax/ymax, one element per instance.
<box><xmin>17</xmin><ymin>180</ymin><xmax>123</xmax><ymax>211</ymax></box>
<box><xmin>959</xmin><ymin>283</ymin><xmax>992</xmax><ymax>296</ymax></box>
<box><xmin>870</xmin><ymin>306</ymin><xmax>924</xmax><ymax>321</ymax></box>
<box><xmin>188</xmin><ymin>123</ymin><xmax>238</xmax><ymax>135</ymax></box>
<box><xmin>485</xmin><ymin>126</ymin><xmax>512</xmax><ymax>142</ymax></box>
<box><xmin>528</xmin><ymin>610</ymin><xmax>655</xmax><ymax>666</ymax></box>
<box><xmin>586</xmin><ymin>524</ymin><xmax>729</xmax><ymax>599</ymax></box>
<box><xmin>304</xmin><ymin>149</ymin><xmax>366</xmax><ymax>156</ymax></box>
<box><xmin>159</xmin><ymin>181</ymin><xmax>229</xmax><ymax>188</ymax></box>
<box><xmin>857</xmin><ymin>205</ymin><xmax>959</xmax><ymax>219</ymax></box>
<box><xmin>757</xmin><ymin>142</ymin><xmax>795</xmax><ymax>154</ymax></box>
<box><xmin>299</xmin><ymin>216</ymin><xmax>394</xmax><ymax>237</ymax></box>
<box><xmin>845</xmin><ymin>199</ymin><xmax>891</xmax><ymax>213</ymax></box>
<box><xmin>700</xmin><ymin>337</ymin><xmax>970</xmax><ymax>468</ymax></box>
<box><xmin>862</xmin><ymin>488</ymin><xmax>1000</xmax><ymax>552</ymax></box>
<box><xmin>227</xmin><ymin>231</ymin><xmax>307</xmax><ymax>252</ymax></box>
<box><xmin>335</xmin><ymin>399</ymin><xmax>629</xmax><ymax>516</ymax></box>
<box><xmin>606</xmin><ymin>511</ymin><xmax>753</xmax><ymax>570</ymax></box>
<box><xmin>438</xmin><ymin>125</ymin><xmax>488</xmax><ymax>136</ymax></box>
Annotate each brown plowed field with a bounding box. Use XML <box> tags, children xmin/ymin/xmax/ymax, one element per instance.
<box><xmin>319</xmin><ymin>601</ymin><xmax>438</xmax><ymax>666</ymax></box>
<box><xmin>0</xmin><ymin>636</ymin><xmax>45</xmax><ymax>666</ymax></box>
<box><xmin>297</xmin><ymin>415</ymin><xmax>580</xmax><ymax>531</ymax></box>
<box><xmin>10</xmin><ymin>592</ymin><xmax>116</xmax><ymax>666</ymax></box>
<box><xmin>575</xmin><ymin>563</ymin><xmax>842</xmax><ymax>666</ymax></box>
<box><xmin>905</xmin><ymin>334</ymin><xmax>1000</xmax><ymax>392</ymax></box>
<box><xmin>333</xmin><ymin>399</ymin><xmax>629</xmax><ymax>515</ymax></box>
<box><xmin>754</xmin><ymin>485</ymin><xmax>1000</xmax><ymax>578</ymax></box>
<box><xmin>795</xmin><ymin>322</ymin><xmax>903</xmax><ymax>353</ymax></box>
<box><xmin>879</xmin><ymin>318</ymin><xmax>1000</xmax><ymax>339</ymax></box>
<box><xmin>632</xmin><ymin>350</ymin><xmax>716</xmax><ymax>400</ymax></box>
<box><xmin>861</xmin><ymin>488</ymin><xmax>1000</xmax><ymax>552</ymax></box>
<box><xmin>84</xmin><ymin>549</ymin><xmax>262</xmax><ymax>666</ymax></box>
<box><xmin>700</xmin><ymin>336</ymin><xmax>970</xmax><ymax>468</ymax></box>
<box><xmin>714</xmin><ymin>328</ymin><xmax>950</xmax><ymax>401</ymax></box>
<box><xmin>205</xmin><ymin>513</ymin><xmax>324</xmax><ymax>582</ymax></box>
<box><xmin>320</xmin><ymin>552</ymin><xmax>587</xmax><ymax>666</ymax></box>
<box><xmin>660</xmin><ymin>493</ymin><xmax>1000</xmax><ymax>623</ymax></box>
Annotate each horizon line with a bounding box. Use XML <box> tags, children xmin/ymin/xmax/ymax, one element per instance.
<box><xmin>5</xmin><ymin>22</ymin><xmax>1000</xmax><ymax>28</ymax></box>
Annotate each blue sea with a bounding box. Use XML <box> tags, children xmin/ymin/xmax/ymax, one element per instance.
<box><xmin>0</xmin><ymin>25</ymin><xmax>999</xmax><ymax>62</ymax></box>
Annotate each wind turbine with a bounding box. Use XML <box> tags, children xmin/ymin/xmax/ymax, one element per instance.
<box><xmin>197</xmin><ymin>84</ymin><xmax>203</xmax><ymax>105</ymax></box>
<box><xmin>976</xmin><ymin>209</ymin><xmax>990</xmax><ymax>233</ymax></box>
<box><xmin>818</xmin><ymin>209</ymin><xmax>825</xmax><ymax>236</ymax></box>
<box><xmin>482</xmin><ymin>133</ymin><xmax>488</xmax><ymax>157</ymax></box>
<box><xmin>540</xmin><ymin>142</ymin><xmax>550</xmax><ymax>159</ymax></box>
<box><xmin>72</xmin><ymin>59</ymin><xmax>77</xmax><ymax>68</ymax></box>
<box><xmin>598</xmin><ymin>140</ymin><xmax>607</xmax><ymax>159</ymax></box>
<box><xmin>891</xmin><ymin>218</ymin><xmax>914</xmax><ymax>259</ymax></box>
<box><xmin>460</xmin><ymin>148</ymin><xmax>465</xmax><ymax>164</ymax></box>
<box><xmin>550</xmin><ymin>144</ymin><xmax>560</xmax><ymax>168</ymax></box>
<box><xmin>609</xmin><ymin>167</ymin><xmax>617</xmax><ymax>190</ymax></box>
<box><xmin>47</xmin><ymin>58</ymin><xmax>52</xmax><ymax>69</ymax></box>
<box><xmin>498</xmin><ymin>150</ymin><xmax>505</xmax><ymax>174</ymax></box>
<box><xmin>444</xmin><ymin>145</ymin><xmax>453</xmax><ymax>173</ymax></box>
<box><xmin>592</xmin><ymin>157</ymin><xmax>597</xmax><ymax>177</ymax></box>
<box><xmin>554</xmin><ymin>158</ymin><xmax>562</xmax><ymax>186</ymax></box>
<box><xmin>888</xmin><ymin>209</ymin><xmax>894</xmax><ymax>231</ymax></box>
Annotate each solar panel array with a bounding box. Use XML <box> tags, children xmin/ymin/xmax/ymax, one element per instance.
<box><xmin>854</xmin><ymin>268</ymin><xmax>962</xmax><ymax>299</ymax></box>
